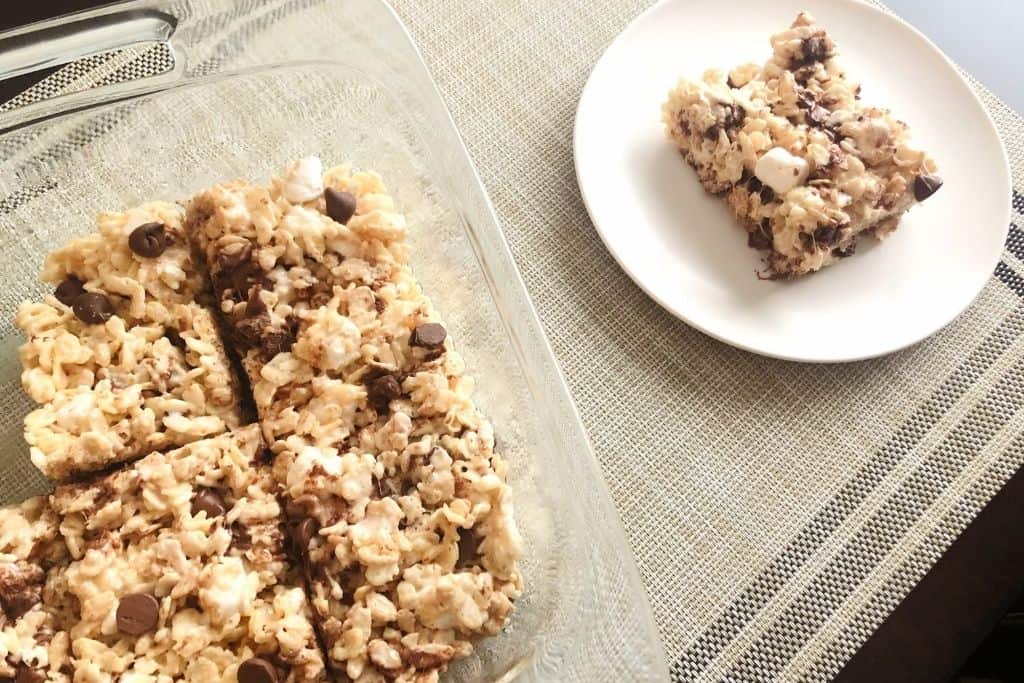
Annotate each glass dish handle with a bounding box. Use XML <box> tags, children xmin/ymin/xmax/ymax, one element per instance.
<box><xmin>0</xmin><ymin>4</ymin><xmax>182</xmax><ymax>127</ymax></box>
<box><xmin>0</xmin><ymin>7</ymin><xmax>178</xmax><ymax>82</ymax></box>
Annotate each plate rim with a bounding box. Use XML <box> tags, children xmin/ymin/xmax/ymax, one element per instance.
<box><xmin>573</xmin><ymin>0</ymin><xmax>1013</xmax><ymax>363</ymax></box>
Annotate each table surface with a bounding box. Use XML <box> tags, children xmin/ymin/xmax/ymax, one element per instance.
<box><xmin>0</xmin><ymin>2</ymin><xmax>1020</xmax><ymax>682</ymax></box>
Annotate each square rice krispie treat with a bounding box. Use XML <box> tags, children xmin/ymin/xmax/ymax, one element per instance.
<box><xmin>0</xmin><ymin>497</ymin><xmax>73</xmax><ymax>682</ymax></box>
<box><xmin>276</xmin><ymin>418</ymin><xmax>523</xmax><ymax>683</ymax></box>
<box><xmin>48</xmin><ymin>425</ymin><xmax>326</xmax><ymax>683</ymax></box>
<box><xmin>663</xmin><ymin>12</ymin><xmax>943</xmax><ymax>277</ymax></box>
<box><xmin>16</xmin><ymin>202</ymin><xmax>243</xmax><ymax>480</ymax></box>
<box><xmin>187</xmin><ymin>159</ymin><xmax>523</xmax><ymax>681</ymax></box>
<box><xmin>185</xmin><ymin>157</ymin><xmax>410</xmax><ymax>450</ymax></box>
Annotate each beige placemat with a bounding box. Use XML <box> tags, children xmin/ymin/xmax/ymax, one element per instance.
<box><xmin>5</xmin><ymin>1</ymin><xmax>1024</xmax><ymax>680</ymax></box>
<box><xmin>386</xmin><ymin>1</ymin><xmax>1024</xmax><ymax>680</ymax></box>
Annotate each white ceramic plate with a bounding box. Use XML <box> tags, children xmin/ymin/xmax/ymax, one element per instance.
<box><xmin>574</xmin><ymin>0</ymin><xmax>1011</xmax><ymax>362</ymax></box>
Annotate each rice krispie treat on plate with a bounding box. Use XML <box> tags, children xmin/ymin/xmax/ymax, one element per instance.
<box><xmin>187</xmin><ymin>158</ymin><xmax>523</xmax><ymax>681</ymax></box>
<box><xmin>16</xmin><ymin>202</ymin><xmax>243</xmax><ymax>480</ymax></box>
<box><xmin>48</xmin><ymin>425</ymin><xmax>326</xmax><ymax>683</ymax></box>
<box><xmin>0</xmin><ymin>497</ymin><xmax>73</xmax><ymax>682</ymax></box>
<box><xmin>662</xmin><ymin>12</ymin><xmax>942</xmax><ymax>278</ymax></box>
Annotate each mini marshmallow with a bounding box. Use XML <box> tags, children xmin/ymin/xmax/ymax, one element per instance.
<box><xmin>755</xmin><ymin>147</ymin><xmax>809</xmax><ymax>195</ymax></box>
<box><xmin>281</xmin><ymin>155</ymin><xmax>324</xmax><ymax>204</ymax></box>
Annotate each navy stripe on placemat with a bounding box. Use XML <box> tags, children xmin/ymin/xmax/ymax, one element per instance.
<box><xmin>722</xmin><ymin>356</ymin><xmax>1024</xmax><ymax>681</ymax></box>
<box><xmin>671</xmin><ymin>305</ymin><xmax>1023</xmax><ymax>680</ymax></box>
<box><xmin>1013</xmin><ymin>189</ymin><xmax>1023</xmax><ymax>217</ymax></box>
<box><xmin>0</xmin><ymin>181</ymin><xmax>56</xmax><ymax>216</ymax></box>
<box><xmin>1006</xmin><ymin>224</ymin><xmax>1024</xmax><ymax>263</ymax></box>
<box><xmin>803</xmin><ymin>429</ymin><xmax>1024</xmax><ymax>682</ymax></box>
<box><xmin>996</xmin><ymin>261</ymin><xmax>1024</xmax><ymax>297</ymax></box>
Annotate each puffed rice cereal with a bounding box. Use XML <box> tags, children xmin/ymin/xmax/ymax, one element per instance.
<box><xmin>186</xmin><ymin>159</ymin><xmax>523</xmax><ymax>682</ymax></box>
<box><xmin>48</xmin><ymin>426</ymin><xmax>326</xmax><ymax>683</ymax></box>
<box><xmin>0</xmin><ymin>496</ymin><xmax>72</xmax><ymax>682</ymax></box>
<box><xmin>16</xmin><ymin>202</ymin><xmax>243</xmax><ymax>480</ymax></box>
<box><xmin>662</xmin><ymin>12</ymin><xmax>942</xmax><ymax>277</ymax></box>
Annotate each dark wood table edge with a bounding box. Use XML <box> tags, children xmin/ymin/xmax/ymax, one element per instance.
<box><xmin>835</xmin><ymin>463</ymin><xmax>1024</xmax><ymax>683</ymax></box>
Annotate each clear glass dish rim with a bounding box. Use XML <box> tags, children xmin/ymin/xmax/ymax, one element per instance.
<box><xmin>0</xmin><ymin>1</ymin><xmax>670</xmax><ymax>679</ymax></box>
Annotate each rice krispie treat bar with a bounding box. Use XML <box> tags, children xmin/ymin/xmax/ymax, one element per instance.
<box><xmin>0</xmin><ymin>497</ymin><xmax>72</xmax><ymax>682</ymax></box>
<box><xmin>49</xmin><ymin>426</ymin><xmax>327</xmax><ymax>683</ymax></box>
<box><xmin>663</xmin><ymin>12</ymin><xmax>943</xmax><ymax>277</ymax></box>
<box><xmin>186</xmin><ymin>157</ymin><xmax>410</xmax><ymax>451</ymax></box>
<box><xmin>16</xmin><ymin>202</ymin><xmax>243</xmax><ymax>480</ymax></box>
<box><xmin>187</xmin><ymin>158</ymin><xmax>523</xmax><ymax>681</ymax></box>
<box><xmin>276</xmin><ymin>421</ymin><xmax>523</xmax><ymax>683</ymax></box>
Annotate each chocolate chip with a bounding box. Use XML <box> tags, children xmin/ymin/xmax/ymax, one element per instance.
<box><xmin>245</xmin><ymin>285</ymin><xmax>267</xmax><ymax>317</ymax></box>
<box><xmin>256</xmin><ymin>447</ymin><xmax>273</xmax><ymax>466</ymax></box>
<box><xmin>231</xmin><ymin>524</ymin><xmax>252</xmax><ymax>551</ymax></box>
<box><xmin>325</xmin><ymin>188</ymin><xmax>358</xmax><ymax>224</ymax></box>
<box><xmin>4</xmin><ymin>594</ymin><xmax>39</xmax><ymax>620</ymax></box>
<box><xmin>293</xmin><ymin>518</ymin><xmax>318</xmax><ymax>553</ymax></box>
<box><xmin>54</xmin><ymin>276</ymin><xmax>85</xmax><ymax>306</ymax></box>
<box><xmin>165</xmin><ymin>327</ymin><xmax>185</xmax><ymax>350</ymax></box>
<box><xmin>408</xmin><ymin>648</ymin><xmax>454</xmax><ymax>670</ymax></box>
<box><xmin>116</xmin><ymin>592</ymin><xmax>159</xmax><ymax>635</ymax></box>
<box><xmin>813</xmin><ymin>225</ymin><xmax>839</xmax><ymax>245</ymax></box>
<box><xmin>73</xmin><ymin>292</ymin><xmax>114</xmax><ymax>325</ymax></box>
<box><xmin>703</xmin><ymin>124</ymin><xmax>721</xmax><ymax>140</ymax></box>
<box><xmin>807</xmin><ymin>104</ymin><xmax>830</xmax><ymax>126</ymax></box>
<box><xmin>796</xmin><ymin>89</ymin><xmax>830</xmax><ymax>127</ymax></box>
<box><xmin>747</xmin><ymin>231</ymin><xmax>769</xmax><ymax>250</ymax></box>
<box><xmin>238</xmin><ymin>657</ymin><xmax>278</xmax><ymax>683</ymax></box>
<box><xmin>215</xmin><ymin>244</ymin><xmax>258</xmax><ymax>302</ymax></box>
<box><xmin>834</xmin><ymin>243</ymin><xmax>856</xmax><ymax>258</ymax></box>
<box><xmin>792</xmin><ymin>65</ymin><xmax>816</xmax><ymax>84</ymax></box>
<box><xmin>191</xmin><ymin>488</ymin><xmax>226</xmax><ymax>518</ymax></box>
<box><xmin>128</xmin><ymin>222</ymin><xmax>167</xmax><ymax>258</ymax></box>
<box><xmin>234</xmin><ymin>315</ymin><xmax>269</xmax><ymax>348</ymax></box>
<box><xmin>0</xmin><ymin>581</ymin><xmax>41</xmax><ymax>620</ymax></box>
<box><xmin>261</xmin><ymin>329</ymin><xmax>294</xmax><ymax>358</ymax></box>
<box><xmin>217</xmin><ymin>242</ymin><xmax>253</xmax><ymax>273</ymax></box>
<box><xmin>15</xmin><ymin>667</ymin><xmax>44</xmax><ymax>683</ymax></box>
<box><xmin>759</xmin><ymin>184</ymin><xmax>775</xmax><ymax>203</ymax></box>
<box><xmin>748</xmin><ymin>220</ymin><xmax>774</xmax><ymax>250</ymax></box>
<box><xmin>410</xmin><ymin>323</ymin><xmax>447</xmax><ymax>349</ymax></box>
<box><xmin>366</xmin><ymin>374</ymin><xmax>402</xmax><ymax>409</ymax></box>
<box><xmin>456</xmin><ymin>528</ymin><xmax>479</xmax><ymax>569</ymax></box>
<box><xmin>822</xmin><ymin>126</ymin><xmax>841</xmax><ymax>143</ymax></box>
<box><xmin>802</xmin><ymin>36</ymin><xmax>829</xmax><ymax>63</ymax></box>
<box><xmin>722</xmin><ymin>104</ymin><xmax>745</xmax><ymax>130</ymax></box>
<box><xmin>913</xmin><ymin>174</ymin><xmax>943</xmax><ymax>201</ymax></box>
<box><xmin>285</xmin><ymin>495</ymin><xmax>318</xmax><ymax>520</ymax></box>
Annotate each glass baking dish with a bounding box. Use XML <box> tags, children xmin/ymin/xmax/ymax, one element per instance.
<box><xmin>0</xmin><ymin>0</ymin><xmax>668</xmax><ymax>680</ymax></box>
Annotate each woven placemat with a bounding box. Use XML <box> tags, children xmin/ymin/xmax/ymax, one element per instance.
<box><xmin>389</xmin><ymin>2</ymin><xmax>1024</xmax><ymax>680</ymax></box>
<box><xmin>4</xmin><ymin>1</ymin><xmax>1023</xmax><ymax>681</ymax></box>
